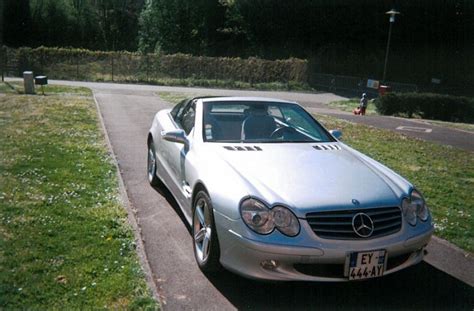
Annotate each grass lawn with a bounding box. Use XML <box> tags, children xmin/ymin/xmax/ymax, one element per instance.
<box><xmin>159</xmin><ymin>92</ymin><xmax>473</xmax><ymax>252</ymax></box>
<box><xmin>0</xmin><ymin>83</ymin><xmax>157</xmax><ymax>309</ymax></box>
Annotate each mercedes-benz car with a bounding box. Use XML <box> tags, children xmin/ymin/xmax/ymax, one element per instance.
<box><xmin>147</xmin><ymin>96</ymin><xmax>434</xmax><ymax>281</ymax></box>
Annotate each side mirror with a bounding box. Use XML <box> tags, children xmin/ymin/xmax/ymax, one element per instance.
<box><xmin>329</xmin><ymin>129</ymin><xmax>342</xmax><ymax>140</ymax></box>
<box><xmin>161</xmin><ymin>129</ymin><xmax>189</xmax><ymax>146</ymax></box>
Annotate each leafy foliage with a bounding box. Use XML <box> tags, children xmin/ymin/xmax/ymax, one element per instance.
<box><xmin>375</xmin><ymin>93</ymin><xmax>474</xmax><ymax>123</ymax></box>
<box><xmin>1</xmin><ymin>0</ymin><xmax>473</xmax><ymax>92</ymax></box>
<box><xmin>4</xmin><ymin>0</ymin><xmax>144</xmax><ymax>51</ymax></box>
<box><xmin>13</xmin><ymin>46</ymin><xmax>308</xmax><ymax>85</ymax></box>
<box><xmin>138</xmin><ymin>0</ymin><xmax>225</xmax><ymax>55</ymax></box>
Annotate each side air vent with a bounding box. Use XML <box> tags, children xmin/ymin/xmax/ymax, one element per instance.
<box><xmin>313</xmin><ymin>144</ymin><xmax>341</xmax><ymax>151</ymax></box>
<box><xmin>223</xmin><ymin>146</ymin><xmax>262</xmax><ymax>151</ymax></box>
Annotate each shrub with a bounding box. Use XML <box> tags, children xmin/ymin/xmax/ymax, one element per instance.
<box><xmin>375</xmin><ymin>92</ymin><xmax>474</xmax><ymax>123</ymax></box>
<box><xmin>9</xmin><ymin>46</ymin><xmax>308</xmax><ymax>85</ymax></box>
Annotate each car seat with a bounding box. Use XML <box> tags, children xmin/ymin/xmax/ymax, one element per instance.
<box><xmin>241</xmin><ymin>106</ymin><xmax>276</xmax><ymax>140</ymax></box>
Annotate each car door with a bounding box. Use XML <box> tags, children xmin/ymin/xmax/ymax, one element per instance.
<box><xmin>165</xmin><ymin>99</ymin><xmax>196</xmax><ymax>209</ymax></box>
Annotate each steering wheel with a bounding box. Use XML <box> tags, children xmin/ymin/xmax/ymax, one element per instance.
<box><xmin>270</xmin><ymin>126</ymin><xmax>296</xmax><ymax>139</ymax></box>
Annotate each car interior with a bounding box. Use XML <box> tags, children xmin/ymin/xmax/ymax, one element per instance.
<box><xmin>202</xmin><ymin>102</ymin><xmax>326</xmax><ymax>143</ymax></box>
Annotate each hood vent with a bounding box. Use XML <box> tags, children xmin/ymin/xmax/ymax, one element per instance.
<box><xmin>313</xmin><ymin>144</ymin><xmax>341</xmax><ymax>151</ymax></box>
<box><xmin>224</xmin><ymin>146</ymin><xmax>262</xmax><ymax>151</ymax></box>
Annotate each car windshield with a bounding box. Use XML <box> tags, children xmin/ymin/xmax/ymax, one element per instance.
<box><xmin>202</xmin><ymin>101</ymin><xmax>334</xmax><ymax>143</ymax></box>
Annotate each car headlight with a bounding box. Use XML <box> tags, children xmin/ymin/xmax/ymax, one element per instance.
<box><xmin>402</xmin><ymin>197</ymin><xmax>417</xmax><ymax>226</ymax></box>
<box><xmin>240</xmin><ymin>198</ymin><xmax>274</xmax><ymax>234</ymax></box>
<box><xmin>272</xmin><ymin>205</ymin><xmax>300</xmax><ymax>236</ymax></box>
<box><xmin>412</xmin><ymin>190</ymin><xmax>429</xmax><ymax>221</ymax></box>
<box><xmin>402</xmin><ymin>189</ymin><xmax>428</xmax><ymax>226</ymax></box>
<box><xmin>240</xmin><ymin>198</ymin><xmax>300</xmax><ymax>236</ymax></box>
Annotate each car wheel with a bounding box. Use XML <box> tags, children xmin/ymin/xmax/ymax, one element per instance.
<box><xmin>192</xmin><ymin>191</ymin><xmax>221</xmax><ymax>273</ymax></box>
<box><xmin>147</xmin><ymin>141</ymin><xmax>161</xmax><ymax>186</ymax></box>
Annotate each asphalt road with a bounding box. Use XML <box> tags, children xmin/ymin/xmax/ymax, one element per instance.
<box><xmin>92</xmin><ymin>85</ymin><xmax>473</xmax><ymax>310</ymax></box>
<box><xmin>8</xmin><ymin>78</ymin><xmax>474</xmax><ymax>151</ymax></box>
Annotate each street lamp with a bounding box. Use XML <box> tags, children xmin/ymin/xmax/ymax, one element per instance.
<box><xmin>382</xmin><ymin>9</ymin><xmax>400</xmax><ymax>83</ymax></box>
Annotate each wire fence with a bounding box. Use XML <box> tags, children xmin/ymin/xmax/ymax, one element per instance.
<box><xmin>1</xmin><ymin>46</ymin><xmax>309</xmax><ymax>86</ymax></box>
<box><xmin>1</xmin><ymin>46</ymin><xmax>420</xmax><ymax>96</ymax></box>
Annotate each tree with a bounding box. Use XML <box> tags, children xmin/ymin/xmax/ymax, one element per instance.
<box><xmin>138</xmin><ymin>0</ymin><xmax>226</xmax><ymax>55</ymax></box>
<box><xmin>92</xmin><ymin>0</ymin><xmax>144</xmax><ymax>51</ymax></box>
<box><xmin>3</xmin><ymin>0</ymin><xmax>33</xmax><ymax>47</ymax></box>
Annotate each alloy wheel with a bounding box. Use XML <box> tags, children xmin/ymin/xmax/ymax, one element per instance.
<box><xmin>193</xmin><ymin>198</ymin><xmax>212</xmax><ymax>264</ymax></box>
<box><xmin>147</xmin><ymin>146</ymin><xmax>156</xmax><ymax>183</ymax></box>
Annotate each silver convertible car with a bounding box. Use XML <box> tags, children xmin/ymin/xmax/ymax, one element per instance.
<box><xmin>147</xmin><ymin>96</ymin><xmax>434</xmax><ymax>281</ymax></box>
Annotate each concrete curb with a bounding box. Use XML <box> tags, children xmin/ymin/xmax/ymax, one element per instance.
<box><xmin>425</xmin><ymin>236</ymin><xmax>474</xmax><ymax>287</ymax></box>
<box><xmin>92</xmin><ymin>93</ymin><xmax>162</xmax><ymax>305</ymax></box>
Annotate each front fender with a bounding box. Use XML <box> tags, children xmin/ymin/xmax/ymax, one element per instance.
<box><xmin>186</xmin><ymin>149</ymin><xmax>250</xmax><ymax>221</ymax></box>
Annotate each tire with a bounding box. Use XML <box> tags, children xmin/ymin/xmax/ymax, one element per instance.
<box><xmin>147</xmin><ymin>141</ymin><xmax>161</xmax><ymax>186</ymax></box>
<box><xmin>192</xmin><ymin>191</ymin><xmax>221</xmax><ymax>273</ymax></box>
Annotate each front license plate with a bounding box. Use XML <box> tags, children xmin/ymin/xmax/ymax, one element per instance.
<box><xmin>346</xmin><ymin>250</ymin><xmax>387</xmax><ymax>280</ymax></box>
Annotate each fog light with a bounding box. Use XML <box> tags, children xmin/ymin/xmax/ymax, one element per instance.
<box><xmin>260</xmin><ymin>260</ymin><xmax>279</xmax><ymax>270</ymax></box>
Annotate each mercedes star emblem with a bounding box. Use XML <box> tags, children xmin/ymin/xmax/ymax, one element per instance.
<box><xmin>352</xmin><ymin>213</ymin><xmax>374</xmax><ymax>238</ymax></box>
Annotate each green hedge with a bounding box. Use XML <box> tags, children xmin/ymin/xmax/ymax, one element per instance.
<box><xmin>375</xmin><ymin>92</ymin><xmax>474</xmax><ymax>123</ymax></box>
<box><xmin>8</xmin><ymin>46</ymin><xmax>308</xmax><ymax>85</ymax></box>
<box><xmin>159</xmin><ymin>53</ymin><xmax>308</xmax><ymax>83</ymax></box>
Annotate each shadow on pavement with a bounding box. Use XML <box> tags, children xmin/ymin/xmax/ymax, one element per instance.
<box><xmin>208</xmin><ymin>263</ymin><xmax>473</xmax><ymax>310</ymax></box>
<box><xmin>152</xmin><ymin>183</ymin><xmax>192</xmax><ymax>234</ymax></box>
<box><xmin>153</xmin><ymin>183</ymin><xmax>473</xmax><ymax>311</ymax></box>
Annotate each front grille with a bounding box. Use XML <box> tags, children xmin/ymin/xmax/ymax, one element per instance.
<box><xmin>306</xmin><ymin>206</ymin><xmax>402</xmax><ymax>240</ymax></box>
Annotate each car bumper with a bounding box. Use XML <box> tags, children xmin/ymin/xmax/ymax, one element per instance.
<box><xmin>216</xmin><ymin>215</ymin><xmax>434</xmax><ymax>282</ymax></box>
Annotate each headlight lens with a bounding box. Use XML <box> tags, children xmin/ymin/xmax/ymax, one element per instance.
<box><xmin>240</xmin><ymin>198</ymin><xmax>300</xmax><ymax>236</ymax></box>
<box><xmin>402</xmin><ymin>198</ymin><xmax>417</xmax><ymax>226</ymax></box>
<box><xmin>412</xmin><ymin>190</ymin><xmax>429</xmax><ymax>221</ymax></box>
<box><xmin>272</xmin><ymin>206</ymin><xmax>300</xmax><ymax>236</ymax></box>
<box><xmin>402</xmin><ymin>189</ymin><xmax>428</xmax><ymax>226</ymax></box>
<box><xmin>241</xmin><ymin>198</ymin><xmax>274</xmax><ymax>234</ymax></box>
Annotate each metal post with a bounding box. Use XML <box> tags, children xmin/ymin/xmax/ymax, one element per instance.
<box><xmin>111</xmin><ymin>54</ymin><xmax>114</xmax><ymax>81</ymax></box>
<box><xmin>76</xmin><ymin>55</ymin><xmax>79</xmax><ymax>80</ymax></box>
<box><xmin>0</xmin><ymin>47</ymin><xmax>5</xmax><ymax>82</ymax></box>
<box><xmin>41</xmin><ymin>49</ymin><xmax>45</xmax><ymax>76</ymax></box>
<box><xmin>382</xmin><ymin>9</ymin><xmax>400</xmax><ymax>83</ymax></box>
<box><xmin>382</xmin><ymin>21</ymin><xmax>393</xmax><ymax>83</ymax></box>
<box><xmin>146</xmin><ymin>54</ymin><xmax>149</xmax><ymax>81</ymax></box>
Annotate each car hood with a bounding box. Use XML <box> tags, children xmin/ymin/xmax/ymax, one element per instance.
<box><xmin>212</xmin><ymin>143</ymin><xmax>405</xmax><ymax>216</ymax></box>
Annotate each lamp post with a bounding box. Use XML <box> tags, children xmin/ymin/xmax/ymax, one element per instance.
<box><xmin>382</xmin><ymin>9</ymin><xmax>400</xmax><ymax>83</ymax></box>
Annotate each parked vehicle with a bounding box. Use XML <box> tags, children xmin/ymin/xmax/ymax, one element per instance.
<box><xmin>147</xmin><ymin>96</ymin><xmax>433</xmax><ymax>281</ymax></box>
